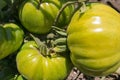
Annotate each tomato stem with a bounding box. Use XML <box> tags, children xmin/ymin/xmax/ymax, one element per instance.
<box><xmin>50</xmin><ymin>27</ymin><xmax>68</xmax><ymax>54</ymax></box>
<box><xmin>53</xmin><ymin>0</ymin><xmax>87</xmax><ymax>26</ymax></box>
<box><xmin>52</xmin><ymin>26</ymin><xmax>67</xmax><ymax>36</ymax></box>
<box><xmin>52</xmin><ymin>26</ymin><xmax>65</xmax><ymax>31</ymax></box>
<box><xmin>30</xmin><ymin>33</ymin><xmax>49</xmax><ymax>56</ymax></box>
<box><xmin>29</xmin><ymin>30</ymin><xmax>67</xmax><ymax>56</ymax></box>
<box><xmin>79</xmin><ymin>2</ymin><xmax>87</xmax><ymax>14</ymax></box>
<box><xmin>37</xmin><ymin>0</ymin><xmax>42</xmax><ymax>9</ymax></box>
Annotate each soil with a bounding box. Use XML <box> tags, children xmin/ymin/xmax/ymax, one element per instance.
<box><xmin>66</xmin><ymin>0</ymin><xmax>120</xmax><ymax>80</ymax></box>
<box><xmin>66</xmin><ymin>67</ymin><xmax>120</xmax><ymax>80</ymax></box>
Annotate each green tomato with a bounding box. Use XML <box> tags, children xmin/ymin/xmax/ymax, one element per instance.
<box><xmin>19</xmin><ymin>0</ymin><xmax>74</xmax><ymax>34</ymax></box>
<box><xmin>0</xmin><ymin>23</ymin><xmax>24</xmax><ymax>59</ymax></box>
<box><xmin>16</xmin><ymin>41</ymin><xmax>73</xmax><ymax>80</ymax></box>
<box><xmin>67</xmin><ymin>3</ymin><xmax>120</xmax><ymax>76</ymax></box>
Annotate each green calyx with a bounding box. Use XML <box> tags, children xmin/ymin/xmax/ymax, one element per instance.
<box><xmin>29</xmin><ymin>26</ymin><xmax>67</xmax><ymax>57</ymax></box>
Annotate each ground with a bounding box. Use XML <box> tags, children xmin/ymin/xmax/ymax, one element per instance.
<box><xmin>66</xmin><ymin>67</ymin><xmax>120</xmax><ymax>80</ymax></box>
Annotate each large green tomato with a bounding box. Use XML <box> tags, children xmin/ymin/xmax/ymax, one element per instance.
<box><xmin>19</xmin><ymin>0</ymin><xmax>74</xmax><ymax>34</ymax></box>
<box><xmin>0</xmin><ymin>23</ymin><xmax>24</xmax><ymax>59</ymax></box>
<box><xmin>16</xmin><ymin>41</ymin><xmax>73</xmax><ymax>80</ymax></box>
<box><xmin>67</xmin><ymin>3</ymin><xmax>120</xmax><ymax>76</ymax></box>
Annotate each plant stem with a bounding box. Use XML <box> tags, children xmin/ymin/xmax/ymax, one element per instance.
<box><xmin>52</xmin><ymin>26</ymin><xmax>65</xmax><ymax>32</ymax></box>
<box><xmin>37</xmin><ymin>0</ymin><xmax>42</xmax><ymax>9</ymax></box>
<box><xmin>53</xmin><ymin>0</ymin><xmax>87</xmax><ymax>26</ymax></box>
<box><xmin>29</xmin><ymin>33</ymin><xmax>49</xmax><ymax>56</ymax></box>
<box><xmin>52</xmin><ymin>26</ymin><xmax>67</xmax><ymax>36</ymax></box>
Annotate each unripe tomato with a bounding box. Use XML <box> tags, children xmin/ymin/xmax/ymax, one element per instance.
<box><xmin>19</xmin><ymin>0</ymin><xmax>74</xmax><ymax>34</ymax></box>
<box><xmin>67</xmin><ymin>3</ymin><xmax>120</xmax><ymax>76</ymax></box>
<box><xmin>0</xmin><ymin>23</ymin><xmax>24</xmax><ymax>59</ymax></box>
<box><xmin>16</xmin><ymin>41</ymin><xmax>73</xmax><ymax>80</ymax></box>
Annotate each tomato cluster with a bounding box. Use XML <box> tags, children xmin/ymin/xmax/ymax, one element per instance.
<box><xmin>0</xmin><ymin>0</ymin><xmax>120</xmax><ymax>79</ymax></box>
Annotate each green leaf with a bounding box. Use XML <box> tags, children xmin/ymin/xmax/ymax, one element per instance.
<box><xmin>16</xmin><ymin>75</ymin><xmax>26</xmax><ymax>80</ymax></box>
<box><xmin>0</xmin><ymin>0</ymin><xmax>7</xmax><ymax>10</ymax></box>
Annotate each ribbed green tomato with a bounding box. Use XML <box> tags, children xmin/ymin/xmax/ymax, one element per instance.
<box><xmin>19</xmin><ymin>0</ymin><xmax>74</xmax><ymax>34</ymax></box>
<box><xmin>0</xmin><ymin>23</ymin><xmax>24</xmax><ymax>59</ymax></box>
<box><xmin>67</xmin><ymin>3</ymin><xmax>120</xmax><ymax>76</ymax></box>
<box><xmin>16</xmin><ymin>41</ymin><xmax>73</xmax><ymax>80</ymax></box>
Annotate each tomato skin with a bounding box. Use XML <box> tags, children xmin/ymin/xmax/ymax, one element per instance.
<box><xmin>16</xmin><ymin>41</ymin><xmax>73</xmax><ymax>80</ymax></box>
<box><xmin>19</xmin><ymin>0</ymin><xmax>74</xmax><ymax>34</ymax></box>
<box><xmin>0</xmin><ymin>23</ymin><xmax>24</xmax><ymax>59</ymax></box>
<box><xmin>67</xmin><ymin>3</ymin><xmax>120</xmax><ymax>76</ymax></box>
